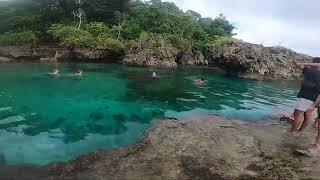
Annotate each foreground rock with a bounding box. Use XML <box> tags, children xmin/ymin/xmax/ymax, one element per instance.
<box><xmin>1</xmin><ymin>115</ymin><xmax>320</xmax><ymax>179</ymax></box>
<box><xmin>0</xmin><ymin>46</ymin><xmax>124</xmax><ymax>62</ymax></box>
<box><xmin>210</xmin><ymin>40</ymin><xmax>312</xmax><ymax>80</ymax></box>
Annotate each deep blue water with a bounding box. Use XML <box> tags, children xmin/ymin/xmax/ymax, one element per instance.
<box><xmin>0</xmin><ymin>63</ymin><xmax>299</xmax><ymax>165</ymax></box>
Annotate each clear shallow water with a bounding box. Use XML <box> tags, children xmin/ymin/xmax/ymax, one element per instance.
<box><xmin>0</xmin><ymin>63</ymin><xmax>299</xmax><ymax>165</ymax></box>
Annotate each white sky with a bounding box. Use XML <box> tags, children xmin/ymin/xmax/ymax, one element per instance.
<box><xmin>164</xmin><ymin>0</ymin><xmax>320</xmax><ymax>56</ymax></box>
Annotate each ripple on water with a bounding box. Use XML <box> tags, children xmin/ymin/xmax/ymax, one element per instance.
<box><xmin>0</xmin><ymin>107</ymin><xmax>12</xmax><ymax>112</ymax></box>
<box><xmin>0</xmin><ymin>115</ymin><xmax>25</xmax><ymax>125</ymax></box>
<box><xmin>176</xmin><ymin>98</ymin><xmax>198</xmax><ymax>102</ymax></box>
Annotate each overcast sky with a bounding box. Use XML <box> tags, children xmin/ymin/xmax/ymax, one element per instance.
<box><xmin>164</xmin><ymin>0</ymin><xmax>319</xmax><ymax>56</ymax></box>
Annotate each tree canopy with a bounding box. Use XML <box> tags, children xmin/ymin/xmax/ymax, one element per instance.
<box><xmin>0</xmin><ymin>0</ymin><xmax>235</xmax><ymax>55</ymax></box>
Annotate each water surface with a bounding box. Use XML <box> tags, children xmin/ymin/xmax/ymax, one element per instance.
<box><xmin>0</xmin><ymin>63</ymin><xmax>299</xmax><ymax>165</ymax></box>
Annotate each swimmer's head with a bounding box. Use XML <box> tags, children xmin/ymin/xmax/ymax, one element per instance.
<box><xmin>152</xmin><ymin>72</ymin><xmax>157</xmax><ymax>77</ymax></box>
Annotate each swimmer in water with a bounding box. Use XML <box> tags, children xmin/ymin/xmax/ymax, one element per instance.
<box><xmin>194</xmin><ymin>77</ymin><xmax>205</xmax><ymax>85</ymax></box>
<box><xmin>152</xmin><ymin>72</ymin><xmax>157</xmax><ymax>78</ymax></box>
<box><xmin>49</xmin><ymin>69</ymin><xmax>60</xmax><ymax>76</ymax></box>
<box><xmin>73</xmin><ymin>69</ymin><xmax>83</xmax><ymax>76</ymax></box>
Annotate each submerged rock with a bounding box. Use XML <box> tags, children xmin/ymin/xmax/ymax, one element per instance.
<box><xmin>210</xmin><ymin>40</ymin><xmax>312</xmax><ymax>80</ymax></box>
<box><xmin>1</xmin><ymin>115</ymin><xmax>319</xmax><ymax>179</ymax></box>
<box><xmin>89</xmin><ymin>111</ymin><xmax>105</xmax><ymax>121</ymax></box>
<box><xmin>112</xmin><ymin>114</ymin><xmax>126</xmax><ymax>122</ymax></box>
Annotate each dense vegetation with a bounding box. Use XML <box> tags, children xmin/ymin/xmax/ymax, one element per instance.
<box><xmin>0</xmin><ymin>0</ymin><xmax>235</xmax><ymax>55</ymax></box>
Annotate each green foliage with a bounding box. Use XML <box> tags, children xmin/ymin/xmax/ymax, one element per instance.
<box><xmin>209</xmin><ymin>36</ymin><xmax>234</xmax><ymax>49</ymax></box>
<box><xmin>213</xmin><ymin>14</ymin><xmax>236</xmax><ymax>36</ymax></box>
<box><xmin>164</xmin><ymin>34</ymin><xmax>192</xmax><ymax>50</ymax></box>
<box><xmin>139</xmin><ymin>32</ymin><xmax>170</xmax><ymax>50</ymax></box>
<box><xmin>0</xmin><ymin>0</ymin><xmax>130</xmax><ymax>33</ymax></box>
<box><xmin>47</xmin><ymin>24</ymin><xmax>95</xmax><ymax>48</ymax></box>
<box><xmin>48</xmin><ymin>23</ymin><xmax>124</xmax><ymax>49</ymax></box>
<box><xmin>97</xmin><ymin>34</ymin><xmax>124</xmax><ymax>49</ymax></box>
<box><xmin>0</xmin><ymin>0</ymin><xmax>236</xmax><ymax>55</ymax></box>
<box><xmin>122</xmin><ymin>0</ymin><xmax>235</xmax><ymax>52</ymax></box>
<box><xmin>85</xmin><ymin>22</ymin><xmax>110</xmax><ymax>37</ymax></box>
<box><xmin>83</xmin><ymin>0</ymin><xmax>130</xmax><ymax>24</ymax></box>
<box><xmin>7</xmin><ymin>15</ymin><xmax>41</xmax><ymax>32</ymax></box>
<box><xmin>0</xmin><ymin>31</ymin><xmax>38</xmax><ymax>46</ymax></box>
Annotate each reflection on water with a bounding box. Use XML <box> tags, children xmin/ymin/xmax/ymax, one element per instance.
<box><xmin>0</xmin><ymin>63</ymin><xmax>299</xmax><ymax>165</ymax></box>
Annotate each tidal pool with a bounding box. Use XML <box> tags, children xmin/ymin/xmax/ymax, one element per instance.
<box><xmin>0</xmin><ymin>63</ymin><xmax>299</xmax><ymax>165</ymax></box>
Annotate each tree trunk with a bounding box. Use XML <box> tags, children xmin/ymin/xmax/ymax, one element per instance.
<box><xmin>117</xmin><ymin>20</ymin><xmax>121</xmax><ymax>39</ymax></box>
<box><xmin>78</xmin><ymin>16</ymin><xmax>82</xmax><ymax>29</ymax></box>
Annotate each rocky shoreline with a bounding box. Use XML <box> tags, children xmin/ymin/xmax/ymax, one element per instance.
<box><xmin>210</xmin><ymin>40</ymin><xmax>312</xmax><ymax>80</ymax></box>
<box><xmin>0</xmin><ymin>115</ymin><xmax>320</xmax><ymax>180</ymax></box>
<box><xmin>0</xmin><ymin>40</ymin><xmax>312</xmax><ymax>80</ymax></box>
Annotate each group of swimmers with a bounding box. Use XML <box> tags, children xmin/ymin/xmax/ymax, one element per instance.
<box><xmin>49</xmin><ymin>69</ymin><xmax>83</xmax><ymax>77</ymax></box>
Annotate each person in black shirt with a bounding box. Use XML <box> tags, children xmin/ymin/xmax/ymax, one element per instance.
<box><xmin>292</xmin><ymin>57</ymin><xmax>320</xmax><ymax>132</ymax></box>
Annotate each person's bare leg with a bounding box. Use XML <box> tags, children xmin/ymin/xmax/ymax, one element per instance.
<box><xmin>314</xmin><ymin>118</ymin><xmax>319</xmax><ymax>128</ymax></box>
<box><xmin>309</xmin><ymin>121</ymin><xmax>320</xmax><ymax>155</ymax></box>
<box><xmin>299</xmin><ymin>110</ymin><xmax>313</xmax><ymax>131</ymax></box>
<box><xmin>316</xmin><ymin>125</ymin><xmax>320</xmax><ymax>145</ymax></box>
<box><xmin>291</xmin><ymin>109</ymin><xmax>304</xmax><ymax>131</ymax></box>
<box><xmin>314</xmin><ymin>108</ymin><xmax>320</xmax><ymax>128</ymax></box>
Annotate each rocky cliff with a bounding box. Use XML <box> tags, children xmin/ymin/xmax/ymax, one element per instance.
<box><xmin>0</xmin><ymin>46</ymin><xmax>124</xmax><ymax>62</ymax></box>
<box><xmin>210</xmin><ymin>40</ymin><xmax>312</xmax><ymax>80</ymax></box>
<box><xmin>0</xmin><ymin>39</ymin><xmax>314</xmax><ymax>80</ymax></box>
<box><xmin>123</xmin><ymin>43</ymin><xmax>178</xmax><ymax>68</ymax></box>
<box><xmin>176</xmin><ymin>49</ymin><xmax>208</xmax><ymax>66</ymax></box>
<box><xmin>1</xmin><ymin>115</ymin><xmax>319</xmax><ymax>180</ymax></box>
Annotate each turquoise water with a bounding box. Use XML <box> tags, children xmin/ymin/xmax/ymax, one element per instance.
<box><xmin>0</xmin><ymin>63</ymin><xmax>299</xmax><ymax>165</ymax></box>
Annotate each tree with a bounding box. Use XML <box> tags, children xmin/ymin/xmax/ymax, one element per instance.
<box><xmin>82</xmin><ymin>0</ymin><xmax>130</xmax><ymax>24</ymax></box>
<box><xmin>186</xmin><ymin>10</ymin><xmax>201</xmax><ymax>20</ymax></box>
<box><xmin>113</xmin><ymin>11</ymin><xmax>128</xmax><ymax>39</ymax></box>
<box><xmin>212</xmin><ymin>14</ymin><xmax>235</xmax><ymax>36</ymax></box>
<box><xmin>72</xmin><ymin>0</ymin><xmax>85</xmax><ymax>29</ymax></box>
<box><xmin>0</xmin><ymin>0</ymin><xmax>236</xmax><ymax>55</ymax></box>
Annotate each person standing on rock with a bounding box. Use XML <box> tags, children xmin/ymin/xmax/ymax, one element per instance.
<box><xmin>291</xmin><ymin>58</ymin><xmax>320</xmax><ymax>132</ymax></box>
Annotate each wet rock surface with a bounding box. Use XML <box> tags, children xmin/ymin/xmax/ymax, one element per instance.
<box><xmin>210</xmin><ymin>40</ymin><xmax>312</xmax><ymax>80</ymax></box>
<box><xmin>1</xmin><ymin>115</ymin><xmax>319</xmax><ymax>180</ymax></box>
<box><xmin>0</xmin><ymin>46</ymin><xmax>124</xmax><ymax>62</ymax></box>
